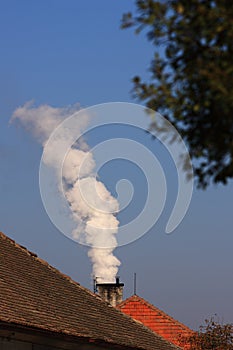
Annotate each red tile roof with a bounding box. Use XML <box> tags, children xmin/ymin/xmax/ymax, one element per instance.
<box><xmin>117</xmin><ymin>295</ymin><xmax>193</xmax><ymax>348</ymax></box>
<box><xmin>0</xmin><ymin>232</ymin><xmax>180</xmax><ymax>350</ymax></box>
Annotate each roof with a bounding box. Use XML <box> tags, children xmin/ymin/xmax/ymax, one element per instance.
<box><xmin>0</xmin><ymin>232</ymin><xmax>179</xmax><ymax>350</ymax></box>
<box><xmin>117</xmin><ymin>295</ymin><xmax>193</xmax><ymax>348</ymax></box>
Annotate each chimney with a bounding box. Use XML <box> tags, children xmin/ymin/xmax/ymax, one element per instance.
<box><xmin>95</xmin><ymin>277</ymin><xmax>124</xmax><ymax>307</ymax></box>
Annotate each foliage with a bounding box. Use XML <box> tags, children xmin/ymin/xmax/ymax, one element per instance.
<box><xmin>181</xmin><ymin>317</ymin><xmax>233</xmax><ymax>349</ymax></box>
<box><xmin>121</xmin><ymin>0</ymin><xmax>233</xmax><ymax>188</ymax></box>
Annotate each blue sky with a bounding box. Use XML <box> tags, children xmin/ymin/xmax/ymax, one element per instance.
<box><xmin>0</xmin><ymin>1</ymin><xmax>232</xmax><ymax>330</ymax></box>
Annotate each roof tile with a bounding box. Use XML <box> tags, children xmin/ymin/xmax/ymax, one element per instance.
<box><xmin>117</xmin><ymin>295</ymin><xmax>193</xmax><ymax>348</ymax></box>
<box><xmin>0</xmin><ymin>232</ymin><xmax>179</xmax><ymax>350</ymax></box>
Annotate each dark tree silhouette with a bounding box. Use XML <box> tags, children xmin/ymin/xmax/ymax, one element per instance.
<box><xmin>180</xmin><ymin>317</ymin><xmax>233</xmax><ymax>349</ymax></box>
<box><xmin>122</xmin><ymin>0</ymin><xmax>233</xmax><ymax>188</ymax></box>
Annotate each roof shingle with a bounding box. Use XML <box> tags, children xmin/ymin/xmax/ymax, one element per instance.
<box><xmin>117</xmin><ymin>295</ymin><xmax>193</xmax><ymax>348</ymax></box>
<box><xmin>0</xmin><ymin>232</ymin><xmax>179</xmax><ymax>350</ymax></box>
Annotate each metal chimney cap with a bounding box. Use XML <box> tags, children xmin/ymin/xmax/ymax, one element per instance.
<box><xmin>96</xmin><ymin>277</ymin><xmax>124</xmax><ymax>287</ymax></box>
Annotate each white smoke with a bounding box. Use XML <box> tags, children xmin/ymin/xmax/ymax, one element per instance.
<box><xmin>11</xmin><ymin>101</ymin><xmax>79</xmax><ymax>145</ymax></box>
<box><xmin>11</xmin><ymin>101</ymin><xmax>120</xmax><ymax>282</ymax></box>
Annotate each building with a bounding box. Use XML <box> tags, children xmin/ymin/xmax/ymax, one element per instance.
<box><xmin>0</xmin><ymin>231</ymin><xmax>179</xmax><ymax>350</ymax></box>
<box><xmin>117</xmin><ymin>295</ymin><xmax>193</xmax><ymax>349</ymax></box>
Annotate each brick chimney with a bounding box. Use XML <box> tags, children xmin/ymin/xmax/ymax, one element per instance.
<box><xmin>96</xmin><ymin>277</ymin><xmax>124</xmax><ymax>307</ymax></box>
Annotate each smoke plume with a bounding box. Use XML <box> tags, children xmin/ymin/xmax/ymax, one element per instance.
<box><xmin>11</xmin><ymin>101</ymin><xmax>120</xmax><ymax>282</ymax></box>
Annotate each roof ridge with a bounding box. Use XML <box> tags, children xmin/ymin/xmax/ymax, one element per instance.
<box><xmin>118</xmin><ymin>294</ymin><xmax>193</xmax><ymax>332</ymax></box>
<box><xmin>0</xmin><ymin>231</ymin><xmax>102</xmax><ymax>302</ymax></box>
